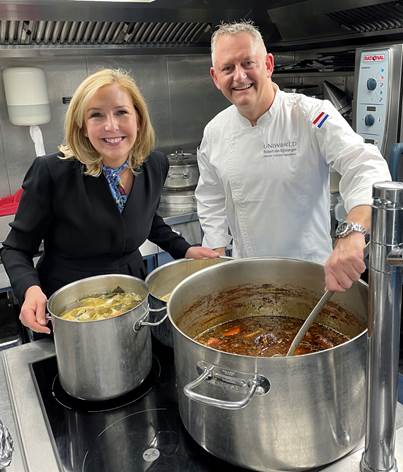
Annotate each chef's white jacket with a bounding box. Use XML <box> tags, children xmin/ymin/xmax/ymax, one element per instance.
<box><xmin>195</xmin><ymin>88</ymin><xmax>391</xmax><ymax>262</ymax></box>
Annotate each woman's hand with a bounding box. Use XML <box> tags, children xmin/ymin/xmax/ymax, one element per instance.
<box><xmin>185</xmin><ymin>246</ymin><xmax>221</xmax><ymax>259</ymax></box>
<box><xmin>20</xmin><ymin>285</ymin><xmax>51</xmax><ymax>334</ymax></box>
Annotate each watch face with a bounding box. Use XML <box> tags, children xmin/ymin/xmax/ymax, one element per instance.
<box><xmin>336</xmin><ymin>222</ymin><xmax>348</xmax><ymax>237</ymax></box>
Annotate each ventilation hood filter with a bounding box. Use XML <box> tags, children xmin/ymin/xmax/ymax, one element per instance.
<box><xmin>0</xmin><ymin>19</ymin><xmax>212</xmax><ymax>47</ymax></box>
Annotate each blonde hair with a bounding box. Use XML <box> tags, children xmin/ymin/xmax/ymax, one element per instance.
<box><xmin>211</xmin><ymin>21</ymin><xmax>267</xmax><ymax>64</ymax></box>
<box><xmin>59</xmin><ymin>68</ymin><xmax>155</xmax><ymax>176</ymax></box>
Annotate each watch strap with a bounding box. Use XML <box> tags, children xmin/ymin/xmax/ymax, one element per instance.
<box><xmin>335</xmin><ymin>221</ymin><xmax>368</xmax><ymax>239</ymax></box>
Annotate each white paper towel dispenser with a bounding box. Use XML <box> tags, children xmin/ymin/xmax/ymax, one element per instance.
<box><xmin>2</xmin><ymin>67</ymin><xmax>50</xmax><ymax>126</ymax></box>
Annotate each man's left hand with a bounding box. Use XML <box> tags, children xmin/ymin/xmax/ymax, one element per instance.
<box><xmin>324</xmin><ymin>233</ymin><xmax>367</xmax><ymax>292</ymax></box>
<box><xmin>185</xmin><ymin>246</ymin><xmax>221</xmax><ymax>259</ymax></box>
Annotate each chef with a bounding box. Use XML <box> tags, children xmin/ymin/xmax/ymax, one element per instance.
<box><xmin>195</xmin><ymin>20</ymin><xmax>391</xmax><ymax>292</ymax></box>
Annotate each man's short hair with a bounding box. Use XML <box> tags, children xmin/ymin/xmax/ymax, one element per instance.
<box><xmin>211</xmin><ymin>21</ymin><xmax>266</xmax><ymax>63</ymax></box>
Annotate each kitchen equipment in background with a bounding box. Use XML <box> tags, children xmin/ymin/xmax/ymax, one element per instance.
<box><xmin>2</xmin><ymin>67</ymin><xmax>50</xmax><ymax>156</ymax></box>
<box><xmin>354</xmin><ymin>44</ymin><xmax>403</xmax><ymax>176</ymax></box>
<box><xmin>323</xmin><ymin>80</ymin><xmax>352</xmax><ymax>118</ymax></box>
<box><xmin>168</xmin><ymin>257</ymin><xmax>368</xmax><ymax>471</ymax></box>
<box><xmin>145</xmin><ymin>257</ymin><xmax>232</xmax><ymax>347</ymax></box>
<box><xmin>165</xmin><ymin>150</ymin><xmax>199</xmax><ymax>190</ymax></box>
<box><xmin>159</xmin><ymin>188</ymin><xmax>197</xmax><ymax>216</ymax></box>
<box><xmin>47</xmin><ymin>274</ymin><xmax>152</xmax><ymax>401</ymax></box>
<box><xmin>159</xmin><ymin>149</ymin><xmax>199</xmax><ymax>216</ymax></box>
<box><xmin>282</xmin><ymin>84</ymin><xmax>321</xmax><ymax>97</ymax></box>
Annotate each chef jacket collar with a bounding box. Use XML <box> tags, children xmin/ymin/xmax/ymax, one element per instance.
<box><xmin>235</xmin><ymin>83</ymin><xmax>282</xmax><ymax>129</ymax></box>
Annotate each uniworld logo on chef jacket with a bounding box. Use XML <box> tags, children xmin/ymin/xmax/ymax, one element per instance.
<box><xmin>263</xmin><ymin>140</ymin><xmax>297</xmax><ymax>158</ymax></box>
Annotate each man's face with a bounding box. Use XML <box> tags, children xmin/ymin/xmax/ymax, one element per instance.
<box><xmin>210</xmin><ymin>32</ymin><xmax>274</xmax><ymax>120</ymax></box>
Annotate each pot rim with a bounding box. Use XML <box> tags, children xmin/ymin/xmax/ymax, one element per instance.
<box><xmin>145</xmin><ymin>256</ymin><xmax>233</xmax><ymax>300</ymax></box>
<box><xmin>167</xmin><ymin>256</ymin><xmax>368</xmax><ymax>359</ymax></box>
<box><xmin>47</xmin><ymin>273</ymin><xmax>148</xmax><ymax>323</ymax></box>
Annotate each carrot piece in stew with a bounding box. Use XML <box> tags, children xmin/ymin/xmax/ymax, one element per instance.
<box><xmin>206</xmin><ymin>337</ymin><xmax>221</xmax><ymax>347</ymax></box>
<box><xmin>223</xmin><ymin>326</ymin><xmax>241</xmax><ymax>336</ymax></box>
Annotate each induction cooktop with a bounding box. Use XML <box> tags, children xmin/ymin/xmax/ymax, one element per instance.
<box><xmin>30</xmin><ymin>339</ymin><xmax>248</xmax><ymax>472</ymax></box>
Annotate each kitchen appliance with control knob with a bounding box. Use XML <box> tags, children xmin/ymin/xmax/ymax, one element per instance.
<box><xmin>354</xmin><ymin>44</ymin><xmax>403</xmax><ymax>175</ymax></box>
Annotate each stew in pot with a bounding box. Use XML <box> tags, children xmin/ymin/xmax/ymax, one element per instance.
<box><xmin>195</xmin><ymin>315</ymin><xmax>350</xmax><ymax>356</ymax></box>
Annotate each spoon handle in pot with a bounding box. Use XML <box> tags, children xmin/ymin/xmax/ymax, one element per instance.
<box><xmin>286</xmin><ymin>290</ymin><xmax>334</xmax><ymax>357</ymax></box>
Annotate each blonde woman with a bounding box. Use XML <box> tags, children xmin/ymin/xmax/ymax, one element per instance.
<box><xmin>1</xmin><ymin>69</ymin><xmax>218</xmax><ymax>334</ymax></box>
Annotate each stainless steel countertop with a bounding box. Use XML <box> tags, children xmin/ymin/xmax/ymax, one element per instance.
<box><xmin>1</xmin><ymin>339</ymin><xmax>403</xmax><ymax>472</ymax></box>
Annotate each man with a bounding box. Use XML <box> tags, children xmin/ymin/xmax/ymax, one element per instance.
<box><xmin>195</xmin><ymin>21</ymin><xmax>391</xmax><ymax>292</ymax></box>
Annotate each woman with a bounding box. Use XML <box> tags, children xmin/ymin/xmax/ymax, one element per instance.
<box><xmin>1</xmin><ymin>68</ymin><xmax>218</xmax><ymax>334</ymax></box>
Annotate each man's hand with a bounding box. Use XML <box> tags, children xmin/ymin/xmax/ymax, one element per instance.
<box><xmin>324</xmin><ymin>232</ymin><xmax>367</xmax><ymax>292</ymax></box>
<box><xmin>20</xmin><ymin>285</ymin><xmax>51</xmax><ymax>334</ymax></box>
<box><xmin>185</xmin><ymin>246</ymin><xmax>221</xmax><ymax>259</ymax></box>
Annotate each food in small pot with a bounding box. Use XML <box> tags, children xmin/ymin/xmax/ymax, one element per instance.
<box><xmin>195</xmin><ymin>315</ymin><xmax>349</xmax><ymax>356</ymax></box>
<box><xmin>59</xmin><ymin>287</ymin><xmax>142</xmax><ymax>321</ymax></box>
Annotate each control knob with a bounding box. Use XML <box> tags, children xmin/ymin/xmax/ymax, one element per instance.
<box><xmin>365</xmin><ymin>114</ymin><xmax>375</xmax><ymax>127</ymax></box>
<box><xmin>367</xmin><ymin>78</ymin><xmax>377</xmax><ymax>91</ymax></box>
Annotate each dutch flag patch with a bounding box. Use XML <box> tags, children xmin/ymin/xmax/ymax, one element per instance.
<box><xmin>312</xmin><ymin>112</ymin><xmax>329</xmax><ymax>128</ymax></box>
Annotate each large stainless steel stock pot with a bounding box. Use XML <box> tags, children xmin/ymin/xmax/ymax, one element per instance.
<box><xmin>168</xmin><ymin>258</ymin><xmax>368</xmax><ymax>471</ymax></box>
<box><xmin>48</xmin><ymin>274</ymin><xmax>163</xmax><ymax>401</ymax></box>
<box><xmin>145</xmin><ymin>257</ymin><xmax>232</xmax><ymax>347</ymax></box>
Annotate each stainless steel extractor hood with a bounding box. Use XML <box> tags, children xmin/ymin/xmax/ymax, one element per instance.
<box><xmin>267</xmin><ymin>0</ymin><xmax>403</xmax><ymax>49</ymax></box>
<box><xmin>0</xmin><ymin>0</ymin><xmax>402</xmax><ymax>52</ymax></box>
<box><xmin>0</xmin><ymin>0</ymin><xmax>263</xmax><ymax>52</ymax></box>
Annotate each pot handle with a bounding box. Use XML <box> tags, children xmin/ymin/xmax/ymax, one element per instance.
<box><xmin>184</xmin><ymin>362</ymin><xmax>270</xmax><ymax>410</ymax></box>
<box><xmin>133</xmin><ymin>306</ymin><xmax>169</xmax><ymax>332</ymax></box>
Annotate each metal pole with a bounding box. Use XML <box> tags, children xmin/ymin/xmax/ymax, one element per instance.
<box><xmin>361</xmin><ymin>181</ymin><xmax>403</xmax><ymax>472</ymax></box>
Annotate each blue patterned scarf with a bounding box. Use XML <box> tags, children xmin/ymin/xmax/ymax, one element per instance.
<box><xmin>102</xmin><ymin>161</ymin><xmax>129</xmax><ymax>213</ymax></box>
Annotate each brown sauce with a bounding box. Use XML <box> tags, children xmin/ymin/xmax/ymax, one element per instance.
<box><xmin>195</xmin><ymin>316</ymin><xmax>350</xmax><ymax>356</ymax></box>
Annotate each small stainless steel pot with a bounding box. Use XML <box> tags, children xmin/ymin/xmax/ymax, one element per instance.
<box><xmin>47</xmin><ymin>274</ymin><xmax>167</xmax><ymax>401</ymax></box>
<box><xmin>168</xmin><ymin>258</ymin><xmax>368</xmax><ymax>471</ymax></box>
<box><xmin>145</xmin><ymin>257</ymin><xmax>232</xmax><ymax>347</ymax></box>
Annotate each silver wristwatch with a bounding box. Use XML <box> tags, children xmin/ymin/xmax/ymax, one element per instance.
<box><xmin>335</xmin><ymin>221</ymin><xmax>368</xmax><ymax>239</ymax></box>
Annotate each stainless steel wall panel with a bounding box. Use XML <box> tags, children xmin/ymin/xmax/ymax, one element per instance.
<box><xmin>0</xmin><ymin>53</ymin><xmax>226</xmax><ymax>197</ymax></box>
<box><xmin>167</xmin><ymin>55</ymin><xmax>228</xmax><ymax>150</ymax></box>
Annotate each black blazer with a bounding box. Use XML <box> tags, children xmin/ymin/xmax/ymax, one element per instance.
<box><xmin>1</xmin><ymin>151</ymin><xmax>191</xmax><ymax>302</ymax></box>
